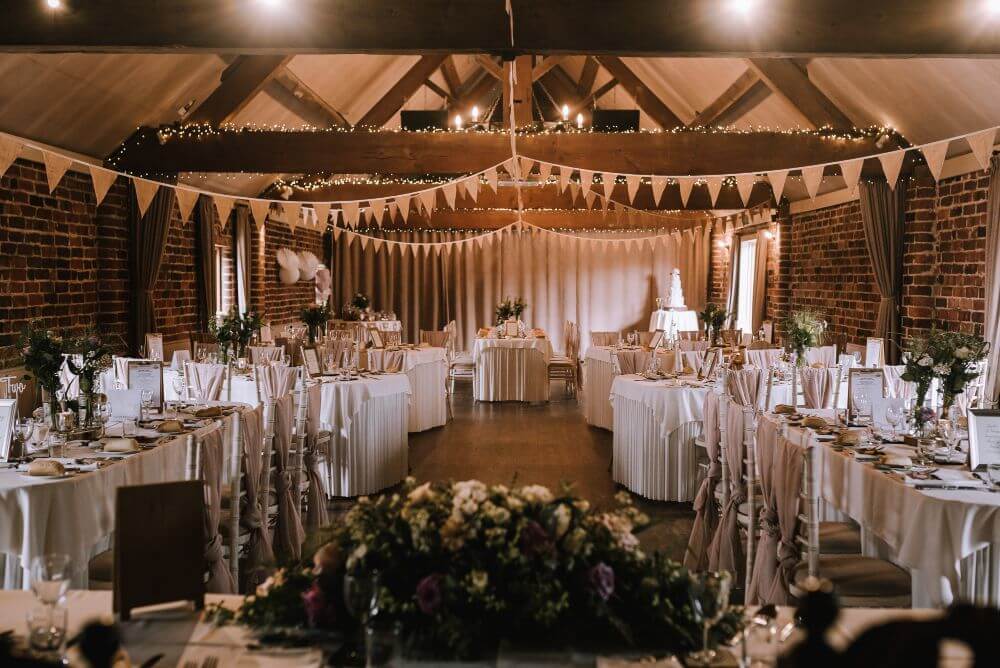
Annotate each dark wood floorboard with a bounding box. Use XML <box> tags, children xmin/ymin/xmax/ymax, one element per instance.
<box><xmin>406</xmin><ymin>380</ymin><xmax>695</xmax><ymax>563</ymax></box>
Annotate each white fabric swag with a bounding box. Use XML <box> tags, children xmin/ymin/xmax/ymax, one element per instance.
<box><xmin>329</xmin><ymin>223</ymin><xmax>711</xmax><ymax>353</ymax></box>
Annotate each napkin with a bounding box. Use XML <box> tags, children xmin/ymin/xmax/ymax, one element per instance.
<box><xmin>194</xmin><ymin>406</ymin><xmax>222</xmax><ymax>418</ymax></box>
<box><xmin>803</xmin><ymin>416</ymin><xmax>828</xmax><ymax>429</ymax></box>
<box><xmin>103</xmin><ymin>438</ymin><xmax>140</xmax><ymax>453</ymax></box>
<box><xmin>774</xmin><ymin>404</ymin><xmax>796</xmax><ymax>415</ymax></box>
<box><xmin>836</xmin><ymin>430</ymin><xmax>864</xmax><ymax>445</ymax></box>
<box><xmin>155</xmin><ymin>420</ymin><xmax>184</xmax><ymax>433</ymax></box>
<box><xmin>882</xmin><ymin>454</ymin><xmax>912</xmax><ymax>468</ymax></box>
<box><xmin>26</xmin><ymin>459</ymin><xmax>66</xmax><ymax>476</ymax></box>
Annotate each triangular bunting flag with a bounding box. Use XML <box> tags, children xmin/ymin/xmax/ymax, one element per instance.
<box><xmin>443</xmin><ymin>183</ymin><xmax>457</xmax><ymax>210</ymax></box>
<box><xmin>800</xmin><ymin>165</ymin><xmax>825</xmax><ymax>199</ymax></box>
<box><xmin>313</xmin><ymin>203</ymin><xmax>331</xmax><ymax>228</ymax></box>
<box><xmin>283</xmin><ymin>201</ymin><xmax>301</xmax><ymax>231</ymax></box>
<box><xmin>175</xmin><ymin>188</ymin><xmax>201</xmax><ymax>222</ymax></box>
<box><xmin>213</xmin><ymin>194</ymin><xmax>236</xmax><ymax>225</ymax></box>
<box><xmin>921</xmin><ymin>140</ymin><xmax>950</xmax><ymax>182</ymax></box>
<box><xmin>877</xmin><ymin>150</ymin><xmax>906</xmax><ymax>189</ymax></box>
<box><xmin>677</xmin><ymin>177</ymin><xmax>695</xmax><ymax>207</ymax></box>
<box><xmin>372</xmin><ymin>238</ymin><xmax>383</xmax><ymax>252</ymax></box>
<box><xmin>579</xmin><ymin>169</ymin><xmax>594</xmax><ymax>193</ymax></box>
<box><xmin>132</xmin><ymin>178</ymin><xmax>159</xmax><ymax>218</ymax></box>
<box><xmin>967</xmin><ymin>128</ymin><xmax>996</xmax><ymax>171</ymax></box>
<box><xmin>358</xmin><ymin>235</ymin><xmax>369</xmax><ymax>250</ymax></box>
<box><xmin>486</xmin><ymin>167</ymin><xmax>499</xmax><ymax>193</ymax></box>
<box><xmin>538</xmin><ymin>162</ymin><xmax>553</xmax><ymax>183</ymax></box>
<box><xmin>650</xmin><ymin>176</ymin><xmax>668</xmax><ymax>205</ymax></box>
<box><xmin>419</xmin><ymin>189</ymin><xmax>437</xmax><ymax>216</ymax></box>
<box><xmin>388</xmin><ymin>201</ymin><xmax>399</xmax><ymax>223</ymax></box>
<box><xmin>88</xmin><ymin>165</ymin><xmax>117</xmax><ymax>206</ymax></box>
<box><xmin>705</xmin><ymin>176</ymin><xmax>723</xmax><ymax>206</ymax></box>
<box><xmin>766</xmin><ymin>170</ymin><xmax>789</xmax><ymax>203</ymax></box>
<box><xmin>569</xmin><ymin>182</ymin><xmax>581</xmax><ymax>203</ymax></box>
<box><xmin>625</xmin><ymin>174</ymin><xmax>641</xmax><ymax>204</ymax></box>
<box><xmin>398</xmin><ymin>197</ymin><xmax>411</xmax><ymax>224</ymax></box>
<box><xmin>248</xmin><ymin>198</ymin><xmax>270</xmax><ymax>227</ymax></box>
<box><xmin>331</xmin><ymin>225</ymin><xmax>343</xmax><ymax>240</ymax></box>
<box><xmin>734</xmin><ymin>174</ymin><xmax>756</xmax><ymax>206</ymax></box>
<box><xmin>602</xmin><ymin>173</ymin><xmax>617</xmax><ymax>199</ymax></box>
<box><xmin>464</xmin><ymin>176</ymin><xmax>480</xmax><ymax>202</ymax></box>
<box><xmin>519</xmin><ymin>157</ymin><xmax>535</xmax><ymax>179</ymax></box>
<box><xmin>0</xmin><ymin>134</ymin><xmax>21</xmax><ymax>178</ymax></box>
<box><xmin>839</xmin><ymin>159</ymin><xmax>864</xmax><ymax>195</ymax></box>
<box><xmin>370</xmin><ymin>198</ymin><xmax>386</xmax><ymax>225</ymax></box>
<box><xmin>342</xmin><ymin>201</ymin><xmax>360</xmax><ymax>228</ymax></box>
<box><xmin>584</xmin><ymin>189</ymin><xmax>596</xmax><ymax>209</ymax></box>
<box><xmin>42</xmin><ymin>151</ymin><xmax>73</xmax><ymax>194</ymax></box>
<box><xmin>558</xmin><ymin>168</ymin><xmax>571</xmax><ymax>193</ymax></box>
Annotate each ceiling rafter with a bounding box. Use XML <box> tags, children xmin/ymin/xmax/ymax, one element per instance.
<box><xmin>185</xmin><ymin>55</ymin><xmax>291</xmax><ymax>125</ymax></box>
<box><xmin>576</xmin><ymin>56</ymin><xmax>599</xmax><ymax>97</ymax></box>
<box><xmin>532</xmin><ymin>55</ymin><xmax>568</xmax><ymax>80</ymax></box>
<box><xmin>689</xmin><ymin>68</ymin><xmax>770</xmax><ymax>127</ymax></box>
<box><xmin>440</xmin><ymin>56</ymin><xmax>462</xmax><ymax>97</ymax></box>
<box><xmin>475</xmin><ymin>55</ymin><xmax>504</xmax><ymax>80</ymax></box>
<box><xmin>357</xmin><ymin>54</ymin><xmax>448</xmax><ymax>128</ymax></box>
<box><xmin>594</xmin><ymin>56</ymin><xmax>684</xmax><ymax>128</ymax></box>
<box><xmin>745</xmin><ymin>58</ymin><xmax>853</xmax><ymax>129</ymax></box>
<box><xmin>270</xmin><ymin>67</ymin><xmax>350</xmax><ymax>127</ymax></box>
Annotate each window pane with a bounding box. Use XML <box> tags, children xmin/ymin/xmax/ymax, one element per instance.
<box><xmin>736</xmin><ymin>237</ymin><xmax>757</xmax><ymax>335</ymax></box>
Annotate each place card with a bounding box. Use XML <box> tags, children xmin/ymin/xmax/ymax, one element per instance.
<box><xmin>699</xmin><ymin>348</ymin><xmax>720</xmax><ymax>381</ymax></box>
<box><xmin>968</xmin><ymin>409</ymin><xmax>1000</xmax><ymax>470</ymax></box>
<box><xmin>847</xmin><ymin>368</ymin><xmax>885</xmax><ymax>421</ymax></box>
<box><xmin>0</xmin><ymin>398</ymin><xmax>15</xmax><ymax>461</ymax></box>
<box><xmin>106</xmin><ymin>388</ymin><xmax>142</xmax><ymax>420</ymax></box>
<box><xmin>504</xmin><ymin>320</ymin><xmax>519</xmax><ymax>337</ymax></box>
<box><xmin>369</xmin><ymin>328</ymin><xmax>385</xmax><ymax>349</ymax></box>
<box><xmin>127</xmin><ymin>360</ymin><xmax>164</xmax><ymax>410</ymax></box>
<box><xmin>302</xmin><ymin>347</ymin><xmax>321</xmax><ymax>377</ymax></box>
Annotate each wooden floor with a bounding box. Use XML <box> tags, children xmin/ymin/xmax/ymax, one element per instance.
<box><xmin>407</xmin><ymin>380</ymin><xmax>695</xmax><ymax>563</ymax></box>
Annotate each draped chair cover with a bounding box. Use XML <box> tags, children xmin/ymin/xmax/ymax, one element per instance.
<box><xmin>685</xmin><ymin>391</ymin><xmax>721</xmax><ymax>571</ymax></box>
<box><xmin>769</xmin><ymin>434</ymin><xmax>805</xmax><ymax>601</ymax></box>
<box><xmin>709</xmin><ymin>394</ymin><xmax>748</xmax><ymax>581</ymax></box>
<box><xmin>303</xmin><ymin>383</ymin><xmax>330</xmax><ymax>531</ymax></box>
<box><xmin>804</xmin><ymin>345</ymin><xmax>837</xmax><ymax>367</ymax></box>
<box><xmin>199</xmin><ymin>426</ymin><xmax>236</xmax><ymax>594</ymax></box>
<box><xmin>747</xmin><ymin>417</ymin><xmax>780</xmax><ymax>604</ymax></box>
<box><xmin>238</xmin><ymin>405</ymin><xmax>273</xmax><ymax>591</ymax></box>
<box><xmin>591</xmin><ymin>331</ymin><xmax>619</xmax><ymax>347</ymax></box>
<box><xmin>800</xmin><ymin>367</ymin><xmax>837</xmax><ymax>409</ymax></box>
<box><xmin>673</xmin><ymin>349</ymin><xmax>706</xmax><ymax>374</ymax></box>
<box><xmin>250</xmin><ymin>346</ymin><xmax>283</xmax><ymax>365</ymax></box>
<box><xmin>677</xmin><ymin>340</ymin><xmax>711</xmax><ymax>352</ymax></box>
<box><xmin>419</xmin><ymin>330</ymin><xmax>449</xmax><ymax>347</ymax></box>
<box><xmin>186</xmin><ymin>362</ymin><xmax>226</xmax><ymax>401</ymax></box>
<box><xmin>258</xmin><ymin>365</ymin><xmax>304</xmax><ymax>561</ymax></box>
<box><xmin>325</xmin><ymin>340</ymin><xmax>355</xmax><ymax>369</ymax></box>
<box><xmin>884</xmin><ymin>365</ymin><xmax>916</xmax><ymax>401</ymax></box>
<box><xmin>745</xmin><ymin>348</ymin><xmax>783</xmax><ymax>369</ymax></box>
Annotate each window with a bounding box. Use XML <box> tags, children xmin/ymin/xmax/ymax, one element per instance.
<box><xmin>214</xmin><ymin>244</ymin><xmax>234</xmax><ymax>315</ymax></box>
<box><xmin>735</xmin><ymin>236</ymin><xmax>757</xmax><ymax>335</ymax></box>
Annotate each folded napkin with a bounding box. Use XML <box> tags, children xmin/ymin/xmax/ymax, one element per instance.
<box><xmin>103</xmin><ymin>438</ymin><xmax>139</xmax><ymax>453</ymax></box>
<box><xmin>882</xmin><ymin>454</ymin><xmax>912</xmax><ymax>468</ymax></box>
<box><xmin>155</xmin><ymin>420</ymin><xmax>183</xmax><ymax>433</ymax></box>
<box><xmin>27</xmin><ymin>459</ymin><xmax>66</xmax><ymax>476</ymax></box>
<box><xmin>836</xmin><ymin>430</ymin><xmax>864</xmax><ymax>445</ymax></box>
<box><xmin>803</xmin><ymin>416</ymin><xmax>828</xmax><ymax>429</ymax></box>
<box><xmin>194</xmin><ymin>406</ymin><xmax>222</xmax><ymax>418</ymax></box>
<box><xmin>774</xmin><ymin>404</ymin><xmax>796</xmax><ymax>415</ymax></box>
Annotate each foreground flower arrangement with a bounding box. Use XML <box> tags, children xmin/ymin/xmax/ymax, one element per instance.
<box><xmin>214</xmin><ymin>479</ymin><xmax>742</xmax><ymax>659</ymax></box>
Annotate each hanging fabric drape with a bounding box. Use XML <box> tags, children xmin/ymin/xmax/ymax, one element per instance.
<box><xmin>195</xmin><ymin>195</ymin><xmax>218</xmax><ymax>330</ymax></box>
<box><xmin>751</xmin><ymin>229</ymin><xmax>770</xmax><ymax>333</ymax></box>
<box><xmin>127</xmin><ymin>186</ymin><xmax>174</xmax><ymax>354</ymax></box>
<box><xmin>859</xmin><ymin>178</ymin><xmax>905</xmax><ymax>364</ymax></box>
<box><xmin>983</xmin><ymin>154</ymin><xmax>1000</xmax><ymax>404</ymax></box>
<box><xmin>234</xmin><ymin>205</ymin><xmax>252</xmax><ymax>314</ymax></box>
<box><xmin>725</xmin><ymin>235</ymin><xmax>741</xmax><ymax>324</ymax></box>
<box><xmin>331</xmin><ymin>223</ymin><xmax>710</xmax><ymax>353</ymax></box>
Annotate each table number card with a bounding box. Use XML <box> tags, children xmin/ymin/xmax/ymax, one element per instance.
<box><xmin>968</xmin><ymin>409</ymin><xmax>1000</xmax><ymax>470</ymax></box>
<box><xmin>302</xmin><ymin>348</ymin><xmax>321</xmax><ymax>377</ymax></box>
<box><xmin>847</xmin><ymin>368</ymin><xmax>885</xmax><ymax>420</ymax></box>
<box><xmin>0</xmin><ymin>398</ymin><xmax>15</xmax><ymax>461</ymax></box>
<box><xmin>504</xmin><ymin>320</ymin><xmax>519</xmax><ymax>338</ymax></box>
<box><xmin>648</xmin><ymin>329</ymin><xmax>664</xmax><ymax>350</ymax></box>
<box><xmin>700</xmin><ymin>349</ymin><xmax>720</xmax><ymax>381</ymax></box>
<box><xmin>127</xmin><ymin>360</ymin><xmax>164</xmax><ymax>410</ymax></box>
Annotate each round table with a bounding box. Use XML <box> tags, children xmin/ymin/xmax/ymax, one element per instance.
<box><xmin>365</xmin><ymin>347</ymin><xmax>447</xmax><ymax>432</ymax></box>
<box><xmin>472</xmin><ymin>337</ymin><xmax>553</xmax><ymax>403</ymax></box>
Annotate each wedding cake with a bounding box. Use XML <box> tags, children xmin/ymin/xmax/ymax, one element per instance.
<box><xmin>666</xmin><ymin>268</ymin><xmax>686</xmax><ymax>309</ymax></box>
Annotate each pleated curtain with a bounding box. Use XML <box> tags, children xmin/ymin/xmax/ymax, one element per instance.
<box><xmin>859</xmin><ymin>178</ymin><xmax>905</xmax><ymax>364</ymax></box>
<box><xmin>127</xmin><ymin>186</ymin><xmax>175</xmax><ymax>354</ymax></box>
<box><xmin>234</xmin><ymin>205</ymin><xmax>252</xmax><ymax>314</ymax></box>
<box><xmin>195</xmin><ymin>195</ymin><xmax>218</xmax><ymax>331</ymax></box>
<box><xmin>751</xmin><ymin>229</ymin><xmax>770</xmax><ymax>333</ymax></box>
<box><xmin>984</xmin><ymin>155</ymin><xmax>1000</xmax><ymax>404</ymax></box>
<box><xmin>328</xmin><ymin>223</ymin><xmax>711</xmax><ymax>354</ymax></box>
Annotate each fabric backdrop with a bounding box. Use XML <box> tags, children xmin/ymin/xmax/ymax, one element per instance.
<box><xmin>984</xmin><ymin>154</ymin><xmax>1000</xmax><ymax>404</ymax></box>
<box><xmin>859</xmin><ymin>178</ymin><xmax>905</xmax><ymax>364</ymax></box>
<box><xmin>327</xmin><ymin>221</ymin><xmax>711</xmax><ymax>354</ymax></box>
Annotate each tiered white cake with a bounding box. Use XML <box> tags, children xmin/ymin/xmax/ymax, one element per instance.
<box><xmin>666</xmin><ymin>268</ymin><xmax>686</xmax><ymax>309</ymax></box>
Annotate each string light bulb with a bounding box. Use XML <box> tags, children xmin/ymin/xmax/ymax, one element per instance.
<box><xmin>45</xmin><ymin>0</ymin><xmax>63</xmax><ymax>9</ymax></box>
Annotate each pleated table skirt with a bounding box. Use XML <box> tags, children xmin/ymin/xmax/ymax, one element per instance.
<box><xmin>327</xmin><ymin>393</ymin><xmax>409</xmax><ymax>497</ymax></box>
<box><xmin>473</xmin><ymin>348</ymin><xmax>549</xmax><ymax>403</ymax></box>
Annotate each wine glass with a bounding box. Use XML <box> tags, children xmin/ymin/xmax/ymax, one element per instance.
<box><xmin>854</xmin><ymin>391</ymin><xmax>872</xmax><ymax>425</ymax></box>
<box><xmin>139</xmin><ymin>389</ymin><xmax>153</xmax><ymax>421</ymax></box>
<box><xmin>885</xmin><ymin>403</ymin><xmax>905</xmax><ymax>441</ymax></box>
<box><xmin>687</xmin><ymin>571</ymin><xmax>732</xmax><ymax>665</ymax></box>
<box><xmin>30</xmin><ymin>554</ymin><xmax>71</xmax><ymax>606</ymax></box>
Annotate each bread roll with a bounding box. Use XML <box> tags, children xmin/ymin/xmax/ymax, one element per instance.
<box><xmin>882</xmin><ymin>455</ymin><xmax>912</xmax><ymax>468</ymax></box>
<box><xmin>774</xmin><ymin>404</ymin><xmax>796</xmax><ymax>415</ymax></box>
<box><xmin>155</xmin><ymin>420</ymin><xmax>183</xmax><ymax>433</ymax></box>
<box><xmin>28</xmin><ymin>459</ymin><xmax>65</xmax><ymax>476</ymax></box>
<box><xmin>103</xmin><ymin>438</ymin><xmax>139</xmax><ymax>453</ymax></box>
<box><xmin>194</xmin><ymin>406</ymin><xmax>222</xmax><ymax>418</ymax></box>
<box><xmin>803</xmin><ymin>416</ymin><xmax>828</xmax><ymax>429</ymax></box>
<box><xmin>836</xmin><ymin>430</ymin><xmax>863</xmax><ymax>445</ymax></box>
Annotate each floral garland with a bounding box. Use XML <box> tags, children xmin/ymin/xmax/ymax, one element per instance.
<box><xmin>210</xmin><ymin>479</ymin><xmax>742</xmax><ymax>660</ymax></box>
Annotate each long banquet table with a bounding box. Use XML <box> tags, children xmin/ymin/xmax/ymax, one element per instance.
<box><xmin>0</xmin><ymin>406</ymin><xmax>241</xmax><ymax>590</ymax></box>
<box><xmin>472</xmin><ymin>336</ymin><xmax>553</xmax><ymax>403</ymax></box>
<box><xmin>761</xmin><ymin>410</ymin><xmax>1000</xmax><ymax>608</ymax></box>
<box><xmin>365</xmin><ymin>346</ymin><xmax>447</xmax><ymax>432</ymax></box>
<box><xmin>0</xmin><ymin>590</ymin><xmax>975</xmax><ymax>667</ymax></box>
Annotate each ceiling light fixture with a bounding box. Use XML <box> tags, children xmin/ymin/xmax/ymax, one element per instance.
<box><xmin>730</xmin><ymin>0</ymin><xmax>756</xmax><ymax>18</ymax></box>
<box><xmin>45</xmin><ymin>0</ymin><xmax>63</xmax><ymax>9</ymax></box>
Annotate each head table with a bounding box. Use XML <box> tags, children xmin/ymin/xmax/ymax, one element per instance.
<box><xmin>363</xmin><ymin>346</ymin><xmax>447</xmax><ymax>433</ymax></box>
<box><xmin>472</xmin><ymin>336</ymin><xmax>553</xmax><ymax>403</ymax></box>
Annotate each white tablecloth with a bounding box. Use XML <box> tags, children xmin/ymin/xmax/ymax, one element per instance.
<box><xmin>472</xmin><ymin>337</ymin><xmax>553</xmax><ymax>403</ymax></box>
<box><xmin>0</xmin><ymin>410</ymin><xmax>238</xmax><ymax>589</ymax></box>
<box><xmin>366</xmin><ymin>347</ymin><xmax>448</xmax><ymax>432</ymax></box>
<box><xmin>318</xmin><ymin>374</ymin><xmax>411</xmax><ymax>497</ymax></box>
<box><xmin>609</xmin><ymin>375</ymin><xmax>712</xmax><ymax>501</ymax></box>
<box><xmin>764</xmin><ymin>411</ymin><xmax>1000</xmax><ymax>607</ymax></box>
<box><xmin>649</xmin><ymin>309</ymin><xmax>699</xmax><ymax>332</ymax></box>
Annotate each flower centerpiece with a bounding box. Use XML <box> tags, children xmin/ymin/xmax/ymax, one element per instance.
<box><xmin>781</xmin><ymin>310</ymin><xmax>826</xmax><ymax>366</ymax></box>
<box><xmin>300</xmin><ymin>303</ymin><xmax>331</xmax><ymax>344</ymax></box>
<box><xmin>343</xmin><ymin>293</ymin><xmax>370</xmax><ymax>321</ymax></box>
<box><xmin>211</xmin><ymin>480</ymin><xmax>742</xmax><ymax>660</ymax></box>
<box><xmin>209</xmin><ymin>311</ymin><xmax>240</xmax><ymax>363</ymax></box>
<box><xmin>236</xmin><ymin>309</ymin><xmax>264</xmax><ymax>359</ymax></box>
<box><xmin>903</xmin><ymin>329</ymin><xmax>989</xmax><ymax>421</ymax></box>
<box><xmin>64</xmin><ymin>331</ymin><xmax>113</xmax><ymax>428</ymax></box>
<box><xmin>495</xmin><ymin>296</ymin><xmax>527</xmax><ymax>325</ymax></box>
<box><xmin>18</xmin><ymin>322</ymin><xmax>65</xmax><ymax>427</ymax></box>
<box><xmin>697</xmin><ymin>303</ymin><xmax>727</xmax><ymax>345</ymax></box>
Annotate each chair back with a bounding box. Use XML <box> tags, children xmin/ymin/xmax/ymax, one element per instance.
<box><xmin>419</xmin><ymin>329</ymin><xmax>449</xmax><ymax>348</ymax></box>
<box><xmin>171</xmin><ymin>349</ymin><xmax>192</xmax><ymax>371</ymax></box>
<box><xmin>112</xmin><ymin>481</ymin><xmax>205</xmax><ymax>620</ymax></box>
<box><xmin>804</xmin><ymin>345</ymin><xmax>837</xmax><ymax>367</ymax></box>
<box><xmin>250</xmin><ymin>345</ymin><xmax>284</xmax><ymax>365</ymax></box>
<box><xmin>444</xmin><ymin>320</ymin><xmax>459</xmax><ymax>358</ymax></box>
<box><xmin>845</xmin><ymin>342</ymin><xmax>866</xmax><ymax>365</ymax></box>
<box><xmin>637</xmin><ymin>331</ymin><xmax>655</xmax><ymax>347</ymax></box>
<box><xmin>677</xmin><ymin>330</ymin><xmax>699</xmax><ymax>341</ymax></box>
<box><xmin>144</xmin><ymin>333</ymin><xmax>164</xmax><ymax>362</ymax></box>
<box><xmin>324</xmin><ymin>339</ymin><xmax>355</xmax><ymax>370</ymax></box>
<box><xmin>720</xmin><ymin>329</ymin><xmax>742</xmax><ymax>347</ymax></box>
<box><xmin>564</xmin><ymin>321</ymin><xmax>580</xmax><ymax>359</ymax></box>
<box><xmin>745</xmin><ymin>347</ymin><xmax>782</xmax><ymax>369</ymax></box>
<box><xmin>591</xmin><ymin>331</ymin><xmax>620</xmax><ymax>347</ymax></box>
<box><xmin>799</xmin><ymin>366</ymin><xmax>837</xmax><ymax>409</ymax></box>
<box><xmin>184</xmin><ymin>362</ymin><xmax>226</xmax><ymax>401</ymax></box>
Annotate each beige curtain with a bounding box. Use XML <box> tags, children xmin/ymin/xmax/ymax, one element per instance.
<box><xmin>234</xmin><ymin>205</ymin><xmax>252</xmax><ymax>314</ymax></box>
<box><xmin>859</xmin><ymin>179</ymin><xmax>905</xmax><ymax>363</ymax></box>
<box><xmin>984</xmin><ymin>155</ymin><xmax>1000</xmax><ymax>404</ymax></box>
<box><xmin>128</xmin><ymin>186</ymin><xmax>174</xmax><ymax>354</ymax></box>
<box><xmin>751</xmin><ymin>229</ymin><xmax>770</xmax><ymax>333</ymax></box>
<box><xmin>195</xmin><ymin>195</ymin><xmax>217</xmax><ymax>330</ymax></box>
<box><xmin>331</xmin><ymin>223</ymin><xmax>711</xmax><ymax>353</ymax></box>
<box><xmin>725</xmin><ymin>234</ymin><xmax>740</xmax><ymax>324</ymax></box>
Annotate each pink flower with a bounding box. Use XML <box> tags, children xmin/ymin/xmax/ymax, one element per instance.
<box><xmin>302</xmin><ymin>582</ymin><xmax>336</xmax><ymax>628</ymax></box>
<box><xmin>588</xmin><ymin>562</ymin><xmax>615</xmax><ymax>601</ymax></box>
<box><xmin>416</xmin><ymin>574</ymin><xmax>444</xmax><ymax>615</ymax></box>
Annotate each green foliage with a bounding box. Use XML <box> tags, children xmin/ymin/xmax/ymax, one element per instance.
<box><xmin>902</xmin><ymin>328</ymin><xmax>989</xmax><ymax>402</ymax></box>
<box><xmin>780</xmin><ymin>309</ymin><xmax>826</xmax><ymax>360</ymax></box>
<box><xmin>495</xmin><ymin>297</ymin><xmax>527</xmax><ymax>325</ymax></box>
<box><xmin>18</xmin><ymin>322</ymin><xmax>65</xmax><ymax>395</ymax></box>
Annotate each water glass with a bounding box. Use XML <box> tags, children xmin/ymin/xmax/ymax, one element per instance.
<box><xmin>139</xmin><ymin>389</ymin><xmax>153</xmax><ymax>420</ymax></box>
<box><xmin>916</xmin><ymin>437</ymin><xmax>935</xmax><ymax>465</ymax></box>
<box><xmin>26</xmin><ymin>603</ymin><xmax>68</xmax><ymax>654</ymax></box>
<box><xmin>30</xmin><ymin>554</ymin><xmax>71</xmax><ymax>605</ymax></box>
<box><xmin>885</xmin><ymin>404</ymin><xmax>905</xmax><ymax>439</ymax></box>
<box><xmin>122</xmin><ymin>418</ymin><xmax>136</xmax><ymax>437</ymax></box>
<box><xmin>46</xmin><ymin>433</ymin><xmax>67</xmax><ymax>459</ymax></box>
<box><xmin>988</xmin><ymin>463</ymin><xmax>1000</xmax><ymax>488</ymax></box>
<box><xmin>687</xmin><ymin>571</ymin><xmax>732</xmax><ymax>666</ymax></box>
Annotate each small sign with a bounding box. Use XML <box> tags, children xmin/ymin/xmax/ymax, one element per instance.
<box><xmin>369</xmin><ymin>328</ymin><xmax>385</xmax><ymax>349</ymax></box>
<box><xmin>847</xmin><ymin>368</ymin><xmax>886</xmax><ymax>421</ymax></box>
<box><xmin>106</xmin><ymin>388</ymin><xmax>142</xmax><ymax>420</ymax></box>
<box><xmin>700</xmin><ymin>348</ymin><xmax>720</xmax><ymax>381</ymax></box>
<box><xmin>302</xmin><ymin>348</ymin><xmax>321</xmax><ymax>377</ymax></box>
<box><xmin>127</xmin><ymin>360</ymin><xmax>164</xmax><ymax>410</ymax></box>
<box><xmin>968</xmin><ymin>409</ymin><xmax>1000</xmax><ymax>470</ymax></box>
<box><xmin>504</xmin><ymin>320</ymin><xmax>519</xmax><ymax>337</ymax></box>
<box><xmin>648</xmin><ymin>329</ymin><xmax>664</xmax><ymax>350</ymax></box>
<box><xmin>0</xmin><ymin>399</ymin><xmax>15</xmax><ymax>462</ymax></box>
<box><xmin>865</xmin><ymin>337</ymin><xmax>885</xmax><ymax>368</ymax></box>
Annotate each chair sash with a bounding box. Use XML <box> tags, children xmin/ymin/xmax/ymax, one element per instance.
<box><xmin>708</xmin><ymin>396</ymin><xmax>747</xmax><ymax>582</ymax></box>
<box><xmin>804</xmin><ymin>345</ymin><xmax>837</xmax><ymax>367</ymax></box>
<box><xmin>238</xmin><ymin>405</ymin><xmax>273</xmax><ymax>591</ymax></box>
<box><xmin>591</xmin><ymin>331</ymin><xmax>619</xmax><ymax>347</ymax></box>
<box><xmin>304</xmin><ymin>383</ymin><xmax>329</xmax><ymax>532</ymax></box>
<box><xmin>800</xmin><ymin>367</ymin><xmax>837</xmax><ymax>408</ymax></box>
<box><xmin>187</xmin><ymin>362</ymin><xmax>226</xmax><ymax>401</ymax></box>
<box><xmin>727</xmin><ymin>368</ymin><xmax>763</xmax><ymax>409</ymax></box>
<box><xmin>745</xmin><ymin>348</ymin><xmax>783</xmax><ymax>369</ymax></box>
<box><xmin>199</xmin><ymin>427</ymin><xmax>236</xmax><ymax>594</ymax></box>
<box><xmin>747</xmin><ymin>418</ymin><xmax>780</xmax><ymax>604</ymax></box>
<box><xmin>419</xmin><ymin>330</ymin><xmax>449</xmax><ymax>347</ymax></box>
<box><xmin>684</xmin><ymin>391</ymin><xmax>721</xmax><ymax>571</ymax></box>
<box><xmin>257</xmin><ymin>365</ymin><xmax>303</xmax><ymax>561</ymax></box>
<box><xmin>769</xmin><ymin>435</ymin><xmax>805</xmax><ymax>601</ymax></box>
<box><xmin>250</xmin><ymin>346</ymin><xmax>284</xmax><ymax>365</ymax></box>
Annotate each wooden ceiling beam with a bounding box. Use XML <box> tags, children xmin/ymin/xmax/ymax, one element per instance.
<box><xmin>745</xmin><ymin>58</ymin><xmax>854</xmax><ymax>129</ymax></box>
<box><xmin>532</xmin><ymin>56</ymin><xmax>568</xmax><ymax>81</ymax></box>
<box><xmin>114</xmin><ymin>127</ymin><xmax>896</xmax><ymax>176</ymax></box>
<box><xmin>689</xmin><ymin>69</ymin><xmax>770</xmax><ymax>127</ymax></box>
<box><xmin>594</xmin><ymin>56</ymin><xmax>684</xmax><ymax>128</ymax></box>
<box><xmin>440</xmin><ymin>56</ymin><xmax>462</xmax><ymax>98</ymax></box>
<box><xmin>423</xmin><ymin>78</ymin><xmax>454</xmax><ymax>105</ymax></box>
<box><xmin>7</xmin><ymin>1</ymin><xmax>1000</xmax><ymax>56</ymax></box>
<box><xmin>538</xmin><ymin>65</ymin><xmax>584</xmax><ymax>116</ymax></box>
<box><xmin>453</xmin><ymin>73</ymin><xmax>501</xmax><ymax>117</ymax></box>
<box><xmin>270</xmin><ymin>67</ymin><xmax>350</xmax><ymax>127</ymax></box>
<box><xmin>502</xmin><ymin>56</ymin><xmax>534</xmax><ymax>128</ymax></box>
<box><xmin>475</xmin><ymin>55</ymin><xmax>504</xmax><ymax>80</ymax></box>
<box><xmin>186</xmin><ymin>55</ymin><xmax>291</xmax><ymax>125</ymax></box>
<box><xmin>357</xmin><ymin>54</ymin><xmax>448</xmax><ymax>128</ymax></box>
<box><xmin>576</xmin><ymin>57</ymin><xmax>600</xmax><ymax>97</ymax></box>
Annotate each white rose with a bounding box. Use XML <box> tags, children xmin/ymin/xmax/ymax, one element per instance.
<box><xmin>407</xmin><ymin>482</ymin><xmax>434</xmax><ymax>503</ymax></box>
<box><xmin>552</xmin><ymin>504</ymin><xmax>571</xmax><ymax>538</ymax></box>
<box><xmin>918</xmin><ymin>356</ymin><xmax>933</xmax><ymax>367</ymax></box>
<box><xmin>933</xmin><ymin>363</ymin><xmax>951</xmax><ymax>375</ymax></box>
<box><xmin>468</xmin><ymin>570</ymin><xmax>488</xmax><ymax>592</ymax></box>
<box><xmin>955</xmin><ymin>346</ymin><xmax>972</xmax><ymax>360</ymax></box>
<box><xmin>346</xmin><ymin>544</ymin><xmax>367</xmax><ymax>570</ymax></box>
<box><xmin>519</xmin><ymin>484</ymin><xmax>554</xmax><ymax>505</ymax></box>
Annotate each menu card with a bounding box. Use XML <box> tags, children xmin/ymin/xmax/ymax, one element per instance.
<box><xmin>127</xmin><ymin>360</ymin><xmax>164</xmax><ymax>410</ymax></box>
<box><xmin>848</xmin><ymin>368</ymin><xmax>885</xmax><ymax>419</ymax></box>
<box><xmin>106</xmin><ymin>388</ymin><xmax>142</xmax><ymax>420</ymax></box>
<box><xmin>968</xmin><ymin>409</ymin><xmax>1000</xmax><ymax>470</ymax></box>
<box><xmin>302</xmin><ymin>348</ymin><xmax>321</xmax><ymax>377</ymax></box>
<box><xmin>865</xmin><ymin>338</ymin><xmax>884</xmax><ymax>368</ymax></box>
